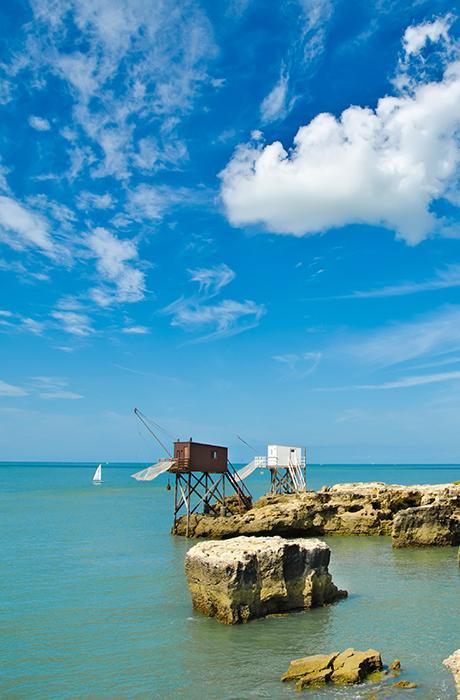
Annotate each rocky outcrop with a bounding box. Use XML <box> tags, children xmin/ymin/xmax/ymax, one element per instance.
<box><xmin>174</xmin><ymin>482</ymin><xmax>460</xmax><ymax>546</ymax></box>
<box><xmin>184</xmin><ymin>536</ymin><xmax>346</xmax><ymax>624</ymax></box>
<box><xmin>444</xmin><ymin>650</ymin><xmax>460</xmax><ymax>698</ymax></box>
<box><xmin>282</xmin><ymin>648</ymin><xmax>382</xmax><ymax>689</ymax></box>
<box><xmin>392</xmin><ymin>503</ymin><xmax>460</xmax><ymax>547</ymax></box>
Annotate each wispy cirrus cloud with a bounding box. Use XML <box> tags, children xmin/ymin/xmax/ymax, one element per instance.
<box><xmin>0</xmin><ymin>195</ymin><xmax>55</xmax><ymax>255</ymax></box>
<box><xmin>25</xmin><ymin>376</ymin><xmax>84</xmax><ymax>399</ymax></box>
<box><xmin>273</xmin><ymin>351</ymin><xmax>321</xmax><ymax>377</ymax></box>
<box><xmin>52</xmin><ymin>311</ymin><xmax>94</xmax><ymax>336</ymax></box>
<box><xmin>331</xmin><ymin>264</ymin><xmax>460</xmax><ymax>299</ymax></box>
<box><xmin>259</xmin><ymin>0</ymin><xmax>333</xmax><ymax>125</ymax></box>
<box><xmin>349</xmin><ymin>306</ymin><xmax>460</xmax><ymax>369</ymax></box>
<box><xmin>260</xmin><ymin>68</ymin><xmax>292</xmax><ymax>124</ymax></box>
<box><xmin>166</xmin><ymin>298</ymin><xmax>265</xmax><ymax>343</ymax></box>
<box><xmin>4</xmin><ymin>0</ymin><xmax>217</xmax><ymax>181</ymax></box>
<box><xmin>121</xmin><ymin>325</ymin><xmax>150</xmax><ymax>335</ymax></box>
<box><xmin>164</xmin><ymin>264</ymin><xmax>265</xmax><ymax>342</ymax></box>
<box><xmin>189</xmin><ymin>263</ymin><xmax>235</xmax><ymax>296</ymax></box>
<box><xmin>320</xmin><ymin>370</ymin><xmax>460</xmax><ymax>392</ymax></box>
<box><xmin>0</xmin><ymin>379</ymin><xmax>28</xmax><ymax>397</ymax></box>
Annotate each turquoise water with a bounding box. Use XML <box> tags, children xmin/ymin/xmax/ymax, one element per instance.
<box><xmin>1</xmin><ymin>463</ymin><xmax>459</xmax><ymax>699</ymax></box>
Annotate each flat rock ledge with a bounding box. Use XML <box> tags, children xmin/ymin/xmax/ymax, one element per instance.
<box><xmin>444</xmin><ymin>650</ymin><xmax>460</xmax><ymax>698</ymax></box>
<box><xmin>175</xmin><ymin>482</ymin><xmax>460</xmax><ymax>547</ymax></box>
<box><xmin>281</xmin><ymin>648</ymin><xmax>383</xmax><ymax>689</ymax></box>
<box><xmin>184</xmin><ymin>536</ymin><xmax>347</xmax><ymax>624</ymax></box>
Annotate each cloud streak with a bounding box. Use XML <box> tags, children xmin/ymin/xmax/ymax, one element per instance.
<box><xmin>0</xmin><ymin>379</ymin><xmax>28</xmax><ymax>397</ymax></box>
<box><xmin>320</xmin><ymin>370</ymin><xmax>460</xmax><ymax>391</ymax></box>
<box><xmin>333</xmin><ymin>264</ymin><xmax>460</xmax><ymax>299</ymax></box>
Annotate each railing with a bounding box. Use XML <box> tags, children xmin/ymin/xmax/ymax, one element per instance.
<box><xmin>227</xmin><ymin>459</ymin><xmax>253</xmax><ymax>509</ymax></box>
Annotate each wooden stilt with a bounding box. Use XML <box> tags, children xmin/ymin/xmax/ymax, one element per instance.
<box><xmin>171</xmin><ymin>466</ymin><xmax>252</xmax><ymax>536</ymax></box>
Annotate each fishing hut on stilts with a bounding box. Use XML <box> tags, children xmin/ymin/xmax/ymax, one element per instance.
<box><xmin>131</xmin><ymin>409</ymin><xmax>252</xmax><ymax>536</ymax></box>
<box><xmin>236</xmin><ymin>444</ymin><xmax>307</xmax><ymax>495</ymax></box>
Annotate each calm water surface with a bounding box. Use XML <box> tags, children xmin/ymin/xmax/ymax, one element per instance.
<box><xmin>1</xmin><ymin>463</ymin><xmax>459</xmax><ymax>699</ymax></box>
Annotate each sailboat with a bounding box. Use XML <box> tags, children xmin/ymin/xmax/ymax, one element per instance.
<box><xmin>92</xmin><ymin>464</ymin><xmax>102</xmax><ymax>484</ymax></box>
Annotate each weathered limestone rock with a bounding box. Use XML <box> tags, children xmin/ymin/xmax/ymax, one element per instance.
<box><xmin>174</xmin><ymin>482</ymin><xmax>460</xmax><ymax>547</ymax></box>
<box><xmin>281</xmin><ymin>652</ymin><xmax>338</xmax><ymax>687</ymax></box>
<box><xmin>330</xmin><ymin>648</ymin><xmax>382</xmax><ymax>684</ymax></box>
<box><xmin>392</xmin><ymin>503</ymin><xmax>460</xmax><ymax>547</ymax></box>
<box><xmin>444</xmin><ymin>650</ymin><xmax>460</xmax><ymax>698</ymax></box>
<box><xmin>185</xmin><ymin>536</ymin><xmax>346</xmax><ymax>624</ymax></box>
<box><xmin>282</xmin><ymin>648</ymin><xmax>382</xmax><ymax>689</ymax></box>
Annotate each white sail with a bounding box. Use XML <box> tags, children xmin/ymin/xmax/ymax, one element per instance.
<box><xmin>93</xmin><ymin>464</ymin><xmax>102</xmax><ymax>482</ymax></box>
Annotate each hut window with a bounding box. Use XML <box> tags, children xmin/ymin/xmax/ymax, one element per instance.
<box><xmin>212</xmin><ymin>450</ymin><xmax>217</xmax><ymax>459</ymax></box>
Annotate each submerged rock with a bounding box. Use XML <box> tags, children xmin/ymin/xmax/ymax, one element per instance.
<box><xmin>282</xmin><ymin>648</ymin><xmax>382</xmax><ymax>689</ymax></box>
<box><xmin>392</xmin><ymin>680</ymin><xmax>418</xmax><ymax>688</ymax></box>
<box><xmin>444</xmin><ymin>650</ymin><xmax>460</xmax><ymax>698</ymax></box>
<box><xmin>174</xmin><ymin>482</ymin><xmax>460</xmax><ymax>547</ymax></box>
<box><xmin>184</xmin><ymin>536</ymin><xmax>347</xmax><ymax>624</ymax></box>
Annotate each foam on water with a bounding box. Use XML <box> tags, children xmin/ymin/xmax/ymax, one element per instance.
<box><xmin>1</xmin><ymin>463</ymin><xmax>459</xmax><ymax>698</ymax></box>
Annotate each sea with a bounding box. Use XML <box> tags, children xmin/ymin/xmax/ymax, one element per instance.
<box><xmin>1</xmin><ymin>463</ymin><xmax>459</xmax><ymax>699</ymax></box>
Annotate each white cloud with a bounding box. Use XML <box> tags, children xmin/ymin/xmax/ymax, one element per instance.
<box><xmin>336</xmin><ymin>263</ymin><xmax>460</xmax><ymax>299</ymax></box>
<box><xmin>29</xmin><ymin>115</ymin><xmax>51</xmax><ymax>131</ymax></box>
<box><xmin>403</xmin><ymin>15</ymin><xmax>452</xmax><ymax>57</ymax></box>
<box><xmin>298</xmin><ymin>0</ymin><xmax>333</xmax><ymax>64</ymax></box>
<box><xmin>0</xmin><ymin>195</ymin><xmax>55</xmax><ymax>254</ymax></box>
<box><xmin>260</xmin><ymin>70</ymin><xmax>291</xmax><ymax>124</ymax></box>
<box><xmin>52</xmin><ymin>311</ymin><xmax>94</xmax><ymax>335</ymax></box>
<box><xmin>122</xmin><ymin>325</ymin><xmax>149</xmax><ymax>334</ymax></box>
<box><xmin>16</xmin><ymin>0</ymin><xmax>216</xmax><ymax>181</ymax></box>
<box><xmin>86</xmin><ymin>227</ymin><xmax>145</xmax><ymax>306</ymax></box>
<box><xmin>31</xmin><ymin>376</ymin><xmax>83</xmax><ymax>399</ymax></box>
<box><xmin>165</xmin><ymin>298</ymin><xmax>265</xmax><ymax>342</ymax></box>
<box><xmin>189</xmin><ymin>264</ymin><xmax>235</xmax><ymax>297</ymax></box>
<box><xmin>21</xmin><ymin>318</ymin><xmax>45</xmax><ymax>335</ymax></box>
<box><xmin>0</xmin><ymin>379</ymin><xmax>28</xmax><ymax>397</ymax></box>
<box><xmin>221</xmin><ymin>23</ymin><xmax>460</xmax><ymax>244</ymax></box>
<box><xmin>39</xmin><ymin>390</ymin><xmax>83</xmax><ymax>399</ymax></box>
<box><xmin>0</xmin><ymin>160</ymin><xmax>10</xmax><ymax>192</ymax></box>
<box><xmin>126</xmin><ymin>185</ymin><xmax>164</xmax><ymax>221</ymax></box>
<box><xmin>77</xmin><ymin>192</ymin><xmax>114</xmax><ymax>210</ymax></box>
<box><xmin>164</xmin><ymin>264</ymin><xmax>265</xmax><ymax>341</ymax></box>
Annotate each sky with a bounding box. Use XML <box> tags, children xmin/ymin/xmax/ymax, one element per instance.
<box><xmin>1</xmin><ymin>0</ymin><xmax>460</xmax><ymax>463</ymax></box>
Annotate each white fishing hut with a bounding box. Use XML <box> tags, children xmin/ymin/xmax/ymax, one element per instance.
<box><xmin>236</xmin><ymin>444</ymin><xmax>307</xmax><ymax>494</ymax></box>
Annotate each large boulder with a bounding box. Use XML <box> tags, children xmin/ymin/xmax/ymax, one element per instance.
<box><xmin>392</xmin><ymin>503</ymin><xmax>460</xmax><ymax>547</ymax></box>
<box><xmin>282</xmin><ymin>648</ymin><xmax>383</xmax><ymax>690</ymax></box>
<box><xmin>184</xmin><ymin>536</ymin><xmax>347</xmax><ymax>624</ymax></box>
<box><xmin>444</xmin><ymin>650</ymin><xmax>460</xmax><ymax>698</ymax></box>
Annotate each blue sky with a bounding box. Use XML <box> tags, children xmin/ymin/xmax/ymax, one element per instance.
<box><xmin>1</xmin><ymin>0</ymin><xmax>460</xmax><ymax>463</ymax></box>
